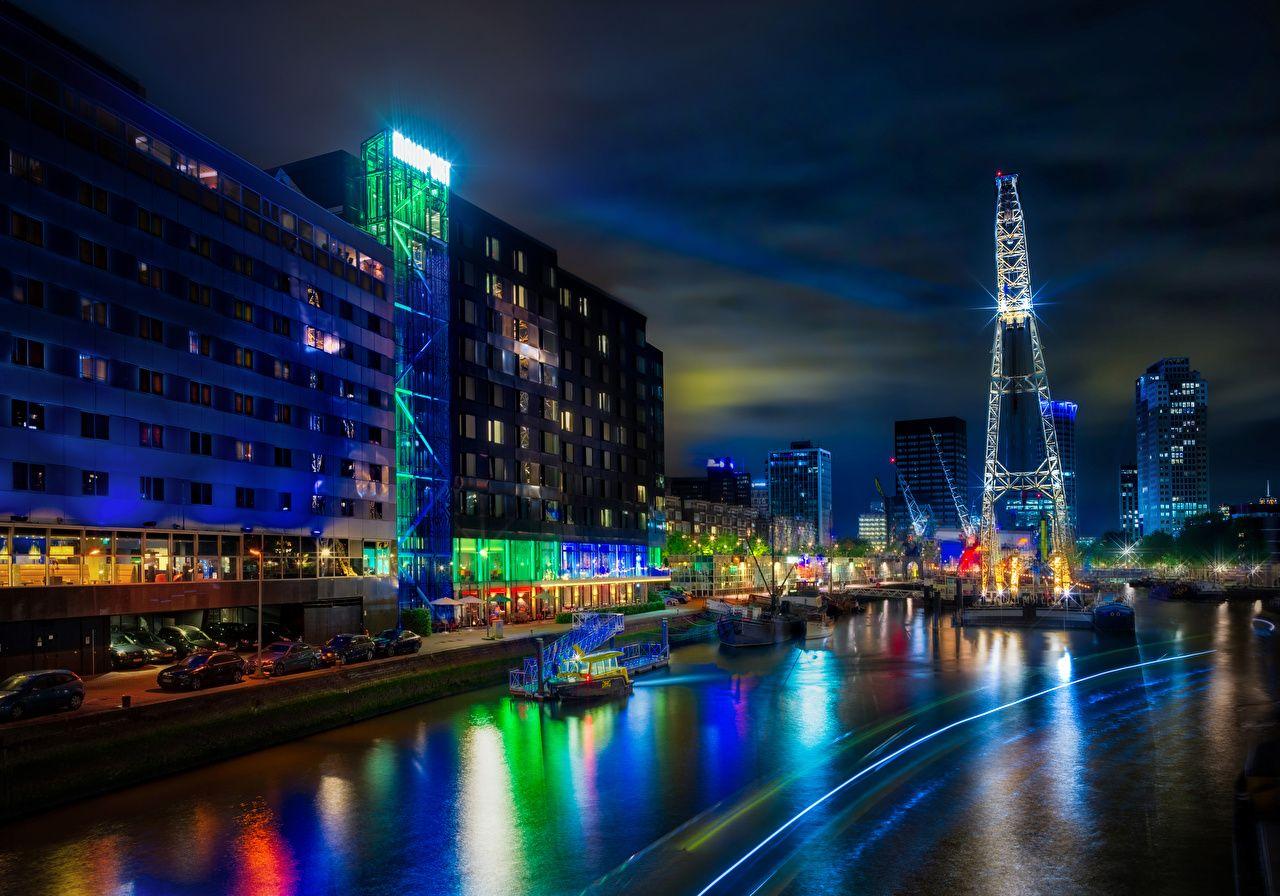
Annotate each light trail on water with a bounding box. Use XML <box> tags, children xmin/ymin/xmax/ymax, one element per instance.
<box><xmin>695</xmin><ymin>647</ymin><xmax>1218</xmax><ymax>896</ymax></box>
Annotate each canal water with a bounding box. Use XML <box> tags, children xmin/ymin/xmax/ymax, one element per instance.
<box><xmin>0</xmin><ymin>594</ymin><xmax>1274</xmax><ymax>896</ymax></box>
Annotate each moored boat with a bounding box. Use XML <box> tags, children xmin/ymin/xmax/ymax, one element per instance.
<box><xmin>1092</xmin><ymin>599</ymin><xmax>1136</xmax><ymax>634</ymax></box>
<box><xmin>716</xmin><ymin>611</ymin><xmax>800</xmax><ymax>647</ymax></box>
<box><xmin>546</xmin><ymin>646</ymin><xmax>632</xmax><ymax>701</ymax></box>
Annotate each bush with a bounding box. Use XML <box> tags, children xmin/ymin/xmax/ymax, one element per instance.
<box><xmin>401</xmin><ymin>607</ymin><xmax>433</xmax><ymax>636</ymax></box>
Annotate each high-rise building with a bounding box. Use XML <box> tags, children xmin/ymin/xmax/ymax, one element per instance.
<box><xmin>750</xmin><ymin>478</ymin><xmax>768</xmax><ymax>518</ymax></box>
<box><xmin>1119</xmin><ymin>464</ymin><xmax>1140</xmax><ymax>540</ymax></box>
<box><xmin>282</xmin><ymin>159</ymin><xmax>669</xmax><ymax>615</ymax></box>
<box><xmin>669</xmin><ymin>457</ymin><xmax>751</xmax><ymax>506</ymax></box>
<box><xmin>1009</xmin><ymin>401</ymin><xmax>1078</xmax><ymax>532</ymax></box>
<box><xmin>1135</xmin><ymin>358</ymin><xmax>1209</xmax><ymax>535</ymax></box>
<box><xmin>0</xmin><ymin>7</ymin><xmax>397</xmax><ymax>674</ymax></box>
<box><xmin>858</xmin><ymin>503</ymin><xmax>887</xmax><ymax>550</ymax></box>
<box><xmin>893</xmin><ymin>417</ymin><xmax>967</xmax><ymax>530</ymax></box>
<box><xmin>767</xmin><ymin>440</ymin><xmax>833</xmax><ymax>545</ymax></box>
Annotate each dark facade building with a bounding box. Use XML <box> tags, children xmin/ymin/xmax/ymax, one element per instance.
<box><xmin>893</xmin><ymin>417</ymin><xmax>967</xmax><ymax>531</ymax></box>
<box><xmin>767</xmin><ymin>440</ymin><xmax>833</xmax><ymax>545</ymax></box>
<box><xmin>1136</xmin><ymin>358</ymin><xmax>1209</xmax><ymax>535</ymax></box>
<box><xmin>1007</xmin><ymin>401</ymin><xmax>1078</xmax><ymax>533</ymax></box>
<box><xmin>1120</xmin><ymin>463</ymin><xmax>1140</xmax><ymax>540</ymax></box>
<box><xmin>0</xmin><ymin>9</ymin><xmax>397</xmax><ymax>674</ymax></box>
<box><xmin>281</xmin><ymin>154</ymin><xmax>669</xmax><ymax>617</ymax></box>
<box><xmin>669</xmin><ymin>457</ymin><xmax>751</xmax><ymax>507</ymax></box>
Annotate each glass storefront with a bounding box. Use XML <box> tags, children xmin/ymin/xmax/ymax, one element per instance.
<box><xmin>0</xmin><ymin>525</ymin><xmax>392</xmax><ymax>587</ymax></box>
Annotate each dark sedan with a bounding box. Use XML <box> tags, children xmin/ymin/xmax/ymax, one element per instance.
<box><xmin>157</xmin><ymin>624</ymin><xmax>226</xmax><ymax>658</ymax></box>
<box><xmin>319</xmin><ymin>634</ymin><xmax>375</xmax><ymax>666</ymax></box>
<box><xmin>0</xmin><ymin>670</ymin><xmax>84</xmax><ymax>721</ymax></box>
<box><xmin>251</xmin><ymin>642</ymin><xmax>321</xmax><ymax>677</ymax></box>
<box><xmin>372</xmin><ymin>629</ymin><xmax>422</xmax><ymax>658</ymax></box>
<box><xmin>121</xmin><ymin>627</ymin><xmax>177</xmax><ymax>664</ymax></box>
<box><xmin>108</xmin><ymin>631</ymin><xmax>150</xmax><ymax>669</ymax></box>
<box><xmin>156</xmin><ymin>651</ymin><xmax>246</xmax><ymax>691</ymax></box>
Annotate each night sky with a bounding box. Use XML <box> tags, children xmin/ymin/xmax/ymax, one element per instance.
<box><xmin>27</xmin><ymin>1</ymin><xmax>1280</xmax><ymax>536</ymax></box>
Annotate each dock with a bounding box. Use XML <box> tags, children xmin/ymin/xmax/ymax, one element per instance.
<box><xmin>960</xmin><ymin>602</ymin><xmax>1094</xmax><ymax>629</ymax></box>
<box><xmin>508</xmin><ymin>613</ymin><xmax>670</xmax><ymax>700</ymax></box>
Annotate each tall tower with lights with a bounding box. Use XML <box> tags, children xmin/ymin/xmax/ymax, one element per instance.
<box><xmin>359</xmin><ymin>131</ymin><xmax>453</xmax><ymax>606</ymax></box>
<box><xmin>978</xmin><ymin>174</ymin><xmax>1073</xmax><ymax>595</ymax></box>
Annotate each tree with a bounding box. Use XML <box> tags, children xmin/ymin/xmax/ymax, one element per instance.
<box><xmin>1138</xmin><ymin>530</ymin><xmax>1178</xmax><ymax>566</ymax></box>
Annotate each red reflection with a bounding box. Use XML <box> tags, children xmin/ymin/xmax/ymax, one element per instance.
<box><xmin>231</xmin><ymin>806</ymin><xmax>298</xmax><ymax>896</ymax></box>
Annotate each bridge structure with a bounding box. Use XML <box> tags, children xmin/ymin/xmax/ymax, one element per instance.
<box><xmin>508</xmin><ymin>612</ymin><xmax>669</xmax><ymax>698</ymax></box>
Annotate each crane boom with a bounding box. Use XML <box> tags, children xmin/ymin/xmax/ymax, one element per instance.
<box><xmin>930</xmin><ymin>428</ymin><xmax>975</xmax><ymax>539</ymax></box>
<box><xmin>892</xmin><ymin>464</ymin><xmax>929</xmax><ymax>538</ymax></box>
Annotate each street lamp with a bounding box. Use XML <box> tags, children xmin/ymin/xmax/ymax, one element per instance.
<box><xmin>248</xmin><ymin>547</ymin><xmax>263</xmax><ymax>677</ymax></box>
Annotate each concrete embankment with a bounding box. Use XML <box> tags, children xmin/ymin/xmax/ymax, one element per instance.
<box><xmin>0</xmin><ymin>615</ymin><xmax>666</xmax><ymax>822</ymax></box>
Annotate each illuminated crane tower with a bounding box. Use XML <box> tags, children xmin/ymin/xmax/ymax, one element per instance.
<box><xmin>979</xmin><ymin>174</ymin><xmax>1073</xmax><ymax>597</ymax></box>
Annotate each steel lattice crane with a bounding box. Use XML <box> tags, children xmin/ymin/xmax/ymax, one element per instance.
<box><xmin>930</xmin><ymin>428</ymin><xmax>976</xmax><ymax>541</ymax></box>
<box><xmin>890</xmin><ymin>461</ymin><xmax>930</xmax><ymax>539</ymax></box>
<box><xmin>979</xmin><ymin>173</ymin><xmax>1074</xmax><ymax>598</ymax></box>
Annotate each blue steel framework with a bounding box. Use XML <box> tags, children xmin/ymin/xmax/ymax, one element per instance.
<box><xmin>358</xmin><ymin>131</ymin><xmax>452</xmax><ymax>606</ymax></box>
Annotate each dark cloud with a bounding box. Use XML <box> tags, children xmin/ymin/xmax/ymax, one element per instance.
<box><xmin>26</xmin><ymin>0</ymin><xmax>1279</xmax><ymax>533</ymax></box>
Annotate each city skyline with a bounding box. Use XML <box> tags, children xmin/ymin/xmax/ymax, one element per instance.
<box><xmin>19</xmin><ymin>0</ymin><xmax>1279</xmax><ymax>538</ymax></box>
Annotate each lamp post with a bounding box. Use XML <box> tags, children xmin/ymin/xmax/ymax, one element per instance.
<box><xmin>248</xmin><ymin>548</ymin><xmax>263</xmax><ymax>677</ymax></box>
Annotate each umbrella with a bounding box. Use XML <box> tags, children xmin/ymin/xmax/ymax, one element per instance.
<box><xmin>457</xmin><ymin>596</ymin><xmax>482</xmax><ymax>605</ymax></box>
<box><xmin>493</xmin><ymin>597</ymin><xmax>510</xmax><ymax>604</ymax></box>
<box><xmin>429</xmin><ymin>597</ymin><xmax>462</xmax><ymax>606</ymax></box>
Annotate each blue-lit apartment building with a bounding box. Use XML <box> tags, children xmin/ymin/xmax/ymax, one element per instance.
<box><xmin>280</xmin><ymin>157</ymin><xmax>669</xmax><ymax>619</ymax></box>
<box><xmin>768</xmin><ymin>441</ymin><xmax>833</xmax><ymax>546</ymax></box>
<box><xmin>0</xmin><ymin>9</ymin><xmax>396</xmax><ymax>674</ymax></box>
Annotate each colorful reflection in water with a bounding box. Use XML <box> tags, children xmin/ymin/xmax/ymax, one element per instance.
<box><xmin>0</xmin><ymin>596</ymin><xmax>1272</xmax><ymax>896</ymax></box>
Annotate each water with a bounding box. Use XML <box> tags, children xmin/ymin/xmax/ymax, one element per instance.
<box><xmin>0</xmin><ymin>594</ymin><xmax>1275</xmax><ymax>896</ymax></box>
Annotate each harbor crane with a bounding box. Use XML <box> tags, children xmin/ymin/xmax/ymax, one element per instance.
<box><xmin>930</xmin><ymin>427</ymin><xmax>976</xmax><ymax>541</ymax></box>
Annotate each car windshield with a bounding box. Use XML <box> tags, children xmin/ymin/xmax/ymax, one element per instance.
<box><xmin>0</xmin><ymin>673</ymin><xmax>34</xmax><ymax>691</ymax></box>
<box><xmin>181</xmin><ymin>626</ymin><xmax>212</xmax><ymax>641</ymax></box>
<box><xmin>329</xmin><ymin>636</ymin><xmax>352</xmax><ymax>647</ymax></box>
<box><xmin>377</xmin><ymin>630</ymin><xmax>396</xmax><ymax>639</ymax></box>
<box><xmin>111</xmin><ymin>632</ymin><xmax>137</xmax><ymax>646</ymax></box>
<box><xmin>180</xmin><ymin>654</ymin><xmax>209</xmax><ymax>669</ymax></box>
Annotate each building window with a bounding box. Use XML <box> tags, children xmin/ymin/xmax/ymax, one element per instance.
<box><xmin>187</xmin><ymin>282</ymin><xmax>211</xmax><ymax>306</ymax></box>
<box><xmin>77</xmin><ymin>182</ymin><xmax>108</xmax><ymax>213</ymax></box>
<box><xmin>136</xmin><ymin>207</ymin><xmax>163</xmax><ymax>237</ymax></box>
<box><xmin>234</xmin><ymin>393</ymin><xmax>254</xmax><ymax>415</ymax></box>
<box><xmin>9</xmin><ymin>149</ymin><xmax>44</xmax><ymax>185</ymax></box>
<box><xmin>11</xmin><ymin>400</ymin><xmax>44</xmax><ymax>430</ymax></box>
<box><xmin>367</xmin><ymin>426</ymin><xmax>383</xmax><ymax>446</ymax></box>
<box><xmin>139</xmin><ymin>315</ymin><xmax>163</xmax><ymax>342</ymax></box>
<box><xmin>189</xmin><ymin>382</ymin><xmax>212</xmax><ymax>406</ymax></box>
<box><xmin>309</xmin><ymin>414</ymin><xmax>323</xmax><ymax>433</ymax></box>
<box><xmin>139</xmin><ymin>368</ymin><xmax>164</xmax><ymax>394</ymax></box>
<box><xmin>275</xmin><ymin>404</ymin><xmax>294</xmax><ymax>425</ymax></box>
<box><xmin>9</xmin><ymin>211</ymin><xmax>44</xmax><ymax>246</ymax></box>
<box><xmin>82</xmin><ymin>470</ymin><xmax>109</xmax><ymax>496</ymax></box>
<box><xmin>81</xmin><ymin>298</ymin><xmax>109</xmax><ymax>326</ymax></box>
<box><xmin>273</xmin><ymin>359</ymin><xmax>291</xmax><ymax>380</ymax></box>
<box><xmin>235</xmin><ymin>487</ymin><xmax>255</xmax><ymax>509</ymax></box>
<box><xmin>234</xmin><ymin>347</ymin><xmax>254</xmax><ymax>368</ymax></box>
<box><xmin>274</xmin><ymin>447</ymin><xmax>292</xmax><ymax>467</ymax></box>
<box><xmin>512</xmin><ymin>249</ymin><xmax>526</xmax><ymax>274</ymax></box>
<box><xmin>140</xmin><ymin>476</ymin><xmax>165</xmax><ymax>502</ymax></box>
<box><xmin>188</xmin><ymin>330</ymin><xmax>210</xmax><ymax>355</ymax></box>
<box><xmin>190</xmin><ymin>482</ymin><xmax>213</xmax><ymax>505</ymax></box>
<box><xmin>339</xmin><ymin>499</ymin><xmax>354</xmax><ymax>518</ymax></box>
<box><xmin>79</xmin><ymin>354</ymin><xmax>108</xmax><ymax>382</ymax></box>
<box><xmin>278</xmin><ymin>492</ymin><xmax>292</xmax><ymax>511</ymax></box>
<box><xmin>140</xmin><ymin>423</ymin><xmax>163</xmax><ymax>448</ymax></box>
<box><xmin>485</xmin><ymin>235</ymin><xmax>501</xmax><ymax>261</ymax></box>
<box><xmin>486</xmin><ymin>272</ymin><xmax>504</xmax><ymax>301</ymax></box>
<box><xmin>488</xmin><ymin>419</ymin><xmax>505</xmax><ymax>445</ymax></box>
<box><xmin>235</xmin><ymin>441</ymin><xmax>254</xmax><ymax>462</ymax></box>
<box><xmin>12</xmin><ymin>275</ymin><xmax>44</xmax><ymax>307</ymax></box>
<box><xmin>80</xmin><ymin>412</ymin><xmax>109</xmax><ymax>440</ymax></box>
<box><xmin>13</xmin><ymin>462</ymin><xmax>46</xmax><ymax>492</ymax></box>
<box><xmin>78</xmin><ymin>238</ymin><xmax>108</xmax><ymax>269</ymax></box>
<box><xmin>11</xmin><ymin>338</ymin><xmax>44</xmax><ymax>368</ymax></box>
<box><xmin>137</xmin><ymin>261</ymin><xmax>162</xmax><ymax>289</ymax></box>
<box><xmin>306</xmin><ymin>286</ymin><xmax>322</xmax><ymax>307</ymax></box>
<box><xmin>189</xmin><ymin>432</ymin><xmax>212</xmax><ymax>456</ymax></box>
<box><xmin>370</xmin><ymin>502</ymin><xmax>383</xmax><ymax>520</ymax></box>
<box><xmin>233</xmin><ymin>300</ymin><xmax>253</xmax><ymax>323</ymax></box>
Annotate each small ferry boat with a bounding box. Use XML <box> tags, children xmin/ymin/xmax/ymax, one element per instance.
<box><xmin>547</xmin><ymin>645</ymin><xmax>632</xmax><ymax>701</ymax></box>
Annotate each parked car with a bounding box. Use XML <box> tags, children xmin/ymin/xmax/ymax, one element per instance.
<box><xmin>0</xmin><ymin>670</ymin><xmax>84</xmax><ymax>721</ymax></box>
<box><xmin>657</xmin><ymin>588</ymin><xmax>689</xmax><ymax>606</ymax></box>
<box><xmin>120</xmin><ymin>627</ymin><xmax>177</xmax><ymax>664</ymax></box>
<box><xmin>372</xmin><ymin>629</ymin><xmax>422</xmax><ymax>658</ymax></box>
<box><xmin>319</xmin><ymin>634</ymin><xmax>375</xmax><ymax>666</ymax></box>
<box><xmin>157</xmin><ymin>624</ymin><xmax>225</xmax><ymax>658</ymax></box>
<box><xmin>204</xmin><ymin>621</ymin><xmax>252</xmax><ymax>649</ymax></box>
<box><xmin>250</xmin><ymin>642</ymin><xmax>321</xmax><ymax>677</ymax></box>
<box><xmin>108</xmin><ymin>631</ymin><xmax>151</xmax><ymax>670</ymax></box>
<box><xmin>237</xmin><ymin>622</ymin><xmax>296</xmax><ymax>651</ymax></box>
<box><xmin>156</xmin><ymin>651</ymin><xmax>246</xmax><ymax>691</ymax></box>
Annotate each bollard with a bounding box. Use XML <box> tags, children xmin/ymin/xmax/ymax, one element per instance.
<box><xmin>535</xmin><ymin>637</ymin><xmax>545</xmax><ymax>696</ymax></box>
<box><xmin>120</xmin><ymin>695</ymin><xmax>131</xmax><ymax>709</ymax></box>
